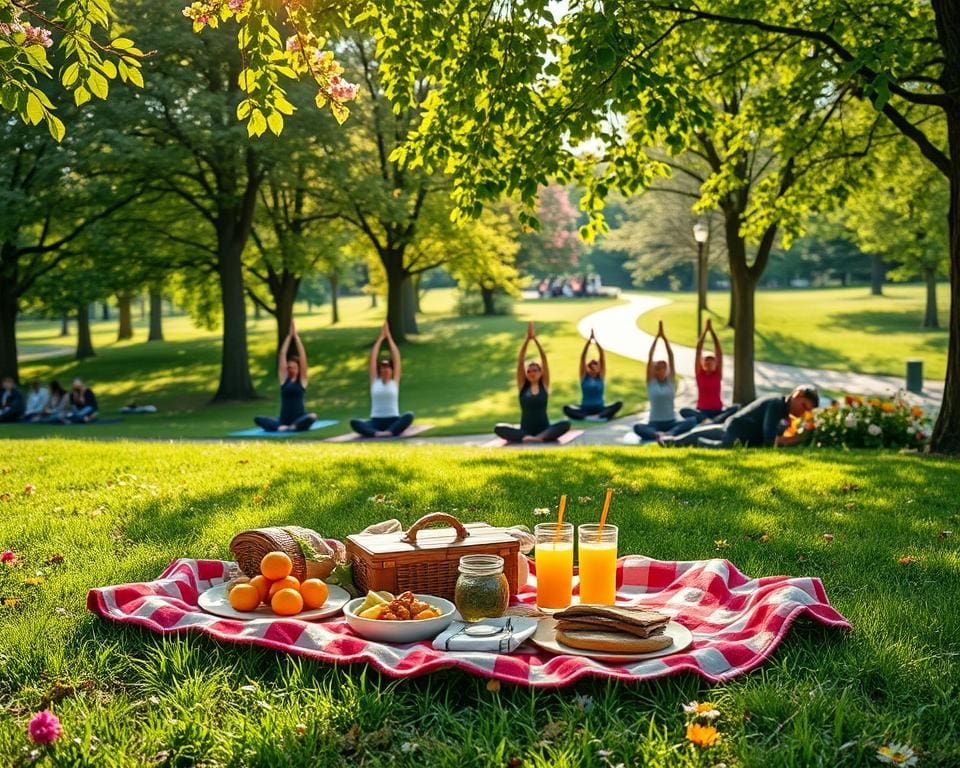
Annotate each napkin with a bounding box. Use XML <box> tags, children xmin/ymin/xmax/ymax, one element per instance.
<box><xmin>432</xmin><ymin>617</ymin><xmax>539</xmax><ymax>654</ymax></box>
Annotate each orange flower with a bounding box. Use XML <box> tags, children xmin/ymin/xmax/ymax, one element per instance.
<box><xmin>897</xmin><ymin>555</ymin><xmax>916</xmax><ymax>566</ymax></box>
<box><xmin>911</xmin><ymin>406</ymin><xmax>924</xmax><ymax>419</ymax></box>
<box><xmin>881</xmin><ymin>402</ymin><xmax>895</xmax><ymax>413</ymax></box>
<box><xmin>868</xmin><ymin>398</ymin><xmax>881</xmax><ymax>408</ymax></box>
<box><xmin>686</xmin><ymin>723</ymin><xmax>719</xmax><ymax>748</ymax></box>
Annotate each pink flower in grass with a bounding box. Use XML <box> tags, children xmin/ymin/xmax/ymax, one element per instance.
<box><xmin>28</xmin><ymin>710</ymin><xmax>62</xmax><ymax>744</ymax></box>
<box><xmin>1</xmin><ymin>550</ymin><xmax>16</xmax><ymax>565</ymax></box>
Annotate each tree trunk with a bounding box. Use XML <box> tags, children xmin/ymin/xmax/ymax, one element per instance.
<box><xmin>727</xmin><ymin>279</ymin><xmax>736</xmax><ymax>329</ymax></box>
<box><xmin>214</xmin><ymin>238</ymin><xmax>257</xmax><ymax>401</ymax></box>
<box><xmin>402</xmin><ymin>274</ymin><xmax>419</xmax><ymax>335</ymax></box>
<box><xmin>148</xmin><ymin>289</ymin><xmax>164</xmax><ymax>341</ymax></box>
<box><xmin>117</xmin><ymin>291</ymin><xmax>133</xmax><ymax>340</ymax></box>
<box><xmin>371</xmin><ymin>293</ymin><xmax>378</xmax><ymax>308</ymax></box>
<box><xmin>76</xmin><ymin>305</ymin><xmax>95</xmax><ymax>359</ymax></box>
<box><xmin>481</xmin><ymin>286</ymin><xmax>496</xmax><ymax>315</ymax></box>
<box><xmin>413</xmin><ymin>273</ymin><xmax>422</xmax><ymax>313</ymax></box>
<box><xmin>272</xmin><ymin>277</ymin><xmax>300</xmax><ymax>353</ymax></box>
<box><xmin>329</xmin><ymin>272</ymin><xmax>340</xmax><ymax>324</ymax></box>
<box><xmin>254</xmin><ymin>301</ymin><xmax>262</xmax><ymax>320</ymax></box>
<box><xmin>306</xmin><ymin>299</ymin><xmax>313</xmax><ymax>314</ymax></box>
<box><xmin>923</xmin><ymin>269</ymin><xmax>940</xmax><ymax>328</ymax></box>
<box><xmin>139</xmin><ymin>293</ymin><xmax>146</xmax><ymax>320</ymax></box>
<box><xmin>730</xmin><ymin>265</ymin><xmax>757</xmax><ymax>404</ymax></box>
<box><xmin>870</xmin><ymin>256</ymin><xmax>885</xmax><ymax>295</ymax></box>
<box><xmin>385</xmin><ymin>265</ymin><xmax>406</xmax><ymax>342</ymax></box>
<box><xmin>60</xmin><ymin>315</ymin><xmax>69</xmax><ymax>337</ymax></box>
<box><xmin>0</xmin><ymin>276</ymin><xmax>18</xmax><ymax>382</ymax></box>
<box><xmin>101</xmin><ymin>302</ymin><xmax>110</xmax><ymax>321</ymax></box>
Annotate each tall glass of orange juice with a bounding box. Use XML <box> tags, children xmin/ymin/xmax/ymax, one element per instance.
<box><xmin>578</xmin><ymin>524</ymin><xmax>618</xmax><ymax>605</ymax></box>
<box><xmin>534</xmin><ymin>522</ymin><xmax>574</xmax><ymax>610</ymax></box>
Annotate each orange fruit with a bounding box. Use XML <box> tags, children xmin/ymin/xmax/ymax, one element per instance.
<box><xmin>299</xmin><ymin>579</ymin><xmax>329</xmax><ymax>609</ymax></box>
<box><xmin>249</xmin><ymin>575</ymin><xmax>271</xmax><ymax>604</ymax></box>
<box><xmin>268</xmin><ymin>575</ymin><xmax>300</xmax><ymax>598</ymax></box>
<box><xmin>260</xmin><ymin>551</ymin><xmax>293</xmax><ymax>581</ymax></box>
<box><xmin>271</xmin><ymin>587</ymin><xmax>303</xmax><ymax>616</ymax></box>
<box><xmin>228</xmin><ymin>583</ymin><xmax>261</xmax><ymax>612</ymax></box>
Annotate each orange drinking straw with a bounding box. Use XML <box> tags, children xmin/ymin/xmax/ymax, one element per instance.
<box><xmin>553</xmin><ymin>494</ymin><xmax>567</xmax><ymax>544</ymax></box>
<box><xmin>598</xmin><ymin>488</ymin><xmax>613</xmax><ymax>539</ymax></box>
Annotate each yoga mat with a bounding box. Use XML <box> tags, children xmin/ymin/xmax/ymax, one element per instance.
<box><xmin>324</xmin><ymin>424</ymin><xmax>434</xmax><ymax>442</ymax></box>
<box><xmin>482</xmin><ymin>428</ymin><xmax>584</xmax><ymax>448</ymax></box>
<box><xmin>228</xmin><ymin>420</ymin><xmax>337</xmax><ymax>438</ymax></box>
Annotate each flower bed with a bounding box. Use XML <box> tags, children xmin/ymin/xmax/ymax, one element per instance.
<box><xmin>787</xmin><ymin>394</ymin><xmax>930</xmax><ymax>449</ymax></box>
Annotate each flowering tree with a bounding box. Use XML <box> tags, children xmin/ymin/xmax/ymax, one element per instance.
<box><xmin>517</xmin><ymin>185</ymin><xmax>585</xmax><ymax>277</ymax></box>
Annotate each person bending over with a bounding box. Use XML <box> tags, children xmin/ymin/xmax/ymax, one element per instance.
<box><xmin>254</xmin><ymin>320</ymin><xmax>318</xmax><ymax>432</ymax></box>
<box><xmin>495</xmin><ymin>322</ymin><xmax>571</xmax><ymax>443</ymax></box>
<box><xmin>23</xmin><ymin>380</ymin><xmax>49</xmax><ymax>421</ymax></box>
<box><xmin>41</xmin><ymin>380</ymin><xmax>71</xmax><ymax>423</ymax></box>
<box><xmin>0</xmin><ymin>377</ymin><xmax>24</xmax><ymax>422</ymax></box>
<box><xmin>661</xmin><ymin>386</ymin><xmax>820</xmax><ymax>448</ymax></box>
<box><xmin>563</xmin><ymin>329</ymin><xmax>623</xmax><ymax>421</ymax></box>
<box><xmin>633</xmin><ymin>323</ymin><xmax>697</xmax><ymax>441</ymax></box>
<box><xmin>68</xmin><ymin>378</ymin><xmax>98</xmax><ymax>423</ymax></box>
<box><xmin>680</xmin><ymin>319</ymin><xmax>739</xmax><ymax>424</ymax></box>
<box><xmin>350</xmin><ymin>322</ymin><xmax>415</xmax><ymax>438</ymax></box>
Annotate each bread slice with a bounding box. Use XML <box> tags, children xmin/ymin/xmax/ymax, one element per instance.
<box><xmin>554</xmin><ymin>605</ymin><xmax>669</xmax><ymax>630</ymax></box>
<box><xmin>556</xmin><ymin>616</ymin><xmax>667</xmax><ymax>638</ymax></box>
<box><xmin>556</xmin><ymin>629</ymin><xmax>673</xmax><ymax>654</ymax></box>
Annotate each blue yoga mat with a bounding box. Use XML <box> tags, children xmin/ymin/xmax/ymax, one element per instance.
<box><xmin>228</xmin><ymin>419</ymin><xmax>337</xmax><ymax>438</ymax></box>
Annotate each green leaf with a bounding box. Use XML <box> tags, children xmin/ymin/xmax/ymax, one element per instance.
<box><xmin>74</xmin><ymin>86</ymin><xmax>91</xmax><ymax>106</ymax></box>
<box><xmin>47</xmin><ymin>114</ymin><xmax>66</xmax><ymax>142</ymax></box>
<box><xmin>127</xmin><ymin>66</ymin><xmax>144</xmax><ymax>88</ymax></box>
<box><xmin>25</xmin><ymin>92</ymin><xmax>44</xmax><ymax>125</ymax></box>
<box><xmin>247</xmin><ymin>109</ymin><xmax>267</xmax><ymax>137</ymax></box>
<box><xmin>266</xmin><ymin>110</ymin><xmax>283</xmax><ymax>135</ymax></box>
<box><xmin>111</xmin><ymin>38</ymin><xmax>135</xmax><ymax>50</ymax></box>
<box><xmin>88</xmin><ymin>71</ymin><xmax>109</xmax><ymax>99</ymax></box>
<box><xmin>62</xmin><ymin>62</ymin><xmax>80</xmax><ymax>88</ymax></box>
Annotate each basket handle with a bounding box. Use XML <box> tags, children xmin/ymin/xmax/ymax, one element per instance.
<box><xmin>402</xmin><ymin>513</ymin><xmax>470</xmax><ymax>544</ymax></box>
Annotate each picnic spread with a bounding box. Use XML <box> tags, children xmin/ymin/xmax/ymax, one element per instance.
<box><xmin>87</xmin><ymin>508</ymin><xmax>851</xmax><ymax>688</ymax></box>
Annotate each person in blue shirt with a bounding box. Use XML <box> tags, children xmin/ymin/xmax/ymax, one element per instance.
<box><xmin>633</xmin><ymin>322</ymin><xmax>697</xmax><ymax>441</ymax></box>
<box><xmin>563</xmin><ymin>330</ymin><xmax>623</xmax><ymax>421</ymax></box>
<box><xmin>0</xmin><ymin>377</ymin><xmax>25</xmax><ymax>422</ymax></box>
<box><xmin>67</xmin><ymin>378</ymin><xmax>99</xmax><ymax>423</ymax></box>
<box><xmin>254</xmin><ymin>319</ymin><xmax>318</xmax><ymax>432</ymax></box>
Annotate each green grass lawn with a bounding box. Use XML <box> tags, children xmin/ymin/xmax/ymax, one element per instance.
<box><xmin>1</xmin><ymin>441</ymin><xmax>958</xmax><ymax>766</ymax></box>
<box><xmin>9</xmin><ymin>291</ymin><xmax>648</xmax><ymax>440</ymax></box>
<box><xmin>636</xmin><ymin>284</ymin><xmax>950</xmax><ymax>380</ymax></box>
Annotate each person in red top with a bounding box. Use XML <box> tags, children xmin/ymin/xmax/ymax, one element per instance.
<box><xmin>680</xmin><ymin>319</ymin><xmax>739</xmax><ymax>423</ymax></box>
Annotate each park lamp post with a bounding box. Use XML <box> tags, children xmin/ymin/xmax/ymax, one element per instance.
<box><xmin>693</xmin><ymin>220</ymin><xmax>709</xmax><ymax>336</ymax></box>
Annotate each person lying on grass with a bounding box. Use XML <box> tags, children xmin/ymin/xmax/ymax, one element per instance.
<box><xmin>563</xmin><ymin>329</ymin><xmax>623</xmax><ymax>422</ymax></box>
<box><xmin>679</xmin><ymin>319</ymin><xmax>739</xmax><ymax>424</ymax></box>
<box><xmin>660</xmin><ymin>385</ymin><xmax>820</xmax><ymax>448</ymax></box>
<box><xmin>494</xmin><ymin>321</ymin><xmax>571</xmax><ymax>444</ymax></box>
<box><xmin>67</xmin><ymin>378</ymin><xmax>98</xmax><ymax>423</ymax></box>
<box><xmin>0</xmin><ymin>377</ymin><xmax>25</xmax><ymax>423</ymax></box>
<box><xmin>633</xmin><ymin>322</ymin><xmax>697</xmax><ymax>441</ymax></box>
<box><xmin>350</xmin><ymin>322</ymin><xmax>415</xmax><ymax>438</ymax></box>
<box><xmin>254</xmin><ymin>319</ymin><xmax>318</xmax><ymax>433</ymax></box>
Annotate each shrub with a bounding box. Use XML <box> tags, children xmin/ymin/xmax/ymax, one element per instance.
<box><xmin>790</xmin><ymin>394</ymin><xmax>931</xmax><ymax>449</ymax></box>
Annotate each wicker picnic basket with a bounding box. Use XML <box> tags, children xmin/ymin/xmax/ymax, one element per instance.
<box><xmin>345</xmin><ymin>513</ymin><xmax>521</xmax><ymax>602</ymax></box>
<box><xmin>229</xmin><ymin>526</ymin><xmax>344</xmax><ymax>582</ymax></box>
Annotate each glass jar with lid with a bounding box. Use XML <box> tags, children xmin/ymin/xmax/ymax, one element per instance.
<box><xmin>454</xmin><ymin>554</ymin><xmax>510</xmax><ymax>622</ymax></box>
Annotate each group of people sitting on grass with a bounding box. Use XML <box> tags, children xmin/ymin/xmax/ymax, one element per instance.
<box><xmin>0</xmin><ymin>377</ymin><xmax>99</xmax><ymax>424</ymax></box>
<box><xmin>253</xmin><ymin>314</ymin><xmax>819</xmax><ymax>449</ymax></box>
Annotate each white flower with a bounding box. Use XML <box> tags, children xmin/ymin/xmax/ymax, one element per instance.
<box><xmin>876</xmin><ymin>742</ymin><xmax>918</xmax><ymax>766</ymax></box>
<box><xmin>907</xmin><ymin>426</ymin><xmax>916</xmax><ymax>435</ymax></box>
<box><xmin>533</xmin><ymin>507</ymin><xmax>552</xmax><ymax>517</ymax></box>
<box><xmin>844</xmin><ymin>413</ymin><xmax>858</xmax><ymax>428</ymax></box>
<box><xmin>682</xmin><ymin>700</ymin><xmax>720</xmax><ymax>719</ymax></box>
<box><xmin>867</xmin><ymin>424</ymin><xmax>882</xmax><ymax>436</ymax></box>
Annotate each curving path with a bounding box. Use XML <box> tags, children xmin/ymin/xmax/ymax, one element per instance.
<box><xmin>577</xmin><ymin>293</ymin><xmax>944</xmax><ymax>406</ymax></box>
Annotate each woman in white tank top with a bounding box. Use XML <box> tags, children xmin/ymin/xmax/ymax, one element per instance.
<box><xmin>350</xmin><ymin>322</ymin><xmax>415</xmax><ymax>437</ymax></box>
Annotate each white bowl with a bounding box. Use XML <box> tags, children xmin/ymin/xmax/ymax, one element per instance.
<box><xmin>343</xmin><ymin>594</ymin><xmax>456</xmax><ymax>643</ymax></box>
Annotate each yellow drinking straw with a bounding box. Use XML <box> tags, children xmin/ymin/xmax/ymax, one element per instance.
<box><xmin>598</xmin><ymin>488</ymin><xmax>613</xmax><ymax>539</ymax></box>
<box><xmin>554</xmin><ymin>494</ymin><xmax>567</xmax><ymax>543</ymax></box>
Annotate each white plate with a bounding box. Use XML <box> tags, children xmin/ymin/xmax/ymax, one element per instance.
<box><xmin>343</xmin><ymin>594</ymin><xmax>456</xmax><ymax>643</ymax></box>
<box><xmin>530</xmin><ymin>618</ymin><xmax>694</xmax><ymax>662</ymax></box>
<box><xmin>197</xmin><ymin>582</ymin><xmax>351</xmax><ymax>621</ymax></box>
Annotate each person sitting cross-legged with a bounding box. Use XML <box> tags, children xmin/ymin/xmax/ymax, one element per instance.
<box><xmin>23</xmin><ymin>380</ymin><xmax>50</xmax><ymax>421</ymax></box>
<box><xmin>632</xmin><ymin>322</ymin><xmax>697</xmax><ymax>441</ymax></box>
<box><xmin>494</xmin><ymin>322</ymin><xmax>571</xmax><ymax>443</ymax></box>
<box><xmin>563</xmin><ymin>329</ymin><xmax>623</xmax><ymax>421</ymax></box>
<box><xmin>660</xmin><ymin>385</ymin><xmax>820</xmax><ymax>448</ymax></box>
<box><xmin>0</xmin><ymin>377</ymin><xmax>25</xmax><ymax>423</ymax></box>
<box><xmin>41</xmin><ymin>380</ymin><xmax>71</xmax><ymax>423</ymax></box>
<box><xmin>67</xmin><ymin>378</ymin><xmax>98</xmax><ymax>423</ymax></box>
<box><xmin>253</xmin><ymin>319</ymin><xmax>318</xmax><ymax>433</ymax></box>
<box><xmin>679</xmin><ymin>319</ymin><xmax>739</xmax><ymax>424</ymax></box>
<box><xmin>350</xmin><ymin>322</ymin><xmax>415</xmax><ymax>438</ymax></box>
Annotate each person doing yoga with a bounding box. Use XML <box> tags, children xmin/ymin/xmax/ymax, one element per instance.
<box><xmin>679</xmin><ymin>319</ymin><xmax>739</xmax><ymax>424</ymax></box>
<box><xmin>253</xmin><ymin>319</ymin><xmax>318</xmax><ymax>432</ymax></box>
<box><xmin>660</xmin><ymin>385</ymin><xmax>820</xmax><ymax>448</ymax></box>
<box><xmin>633</xmin><ymin>322</ymin><xmax>697</xmax><ymax>441</ymax></box>
<box><xmin>494</xmin><ymin>322</ymin><xmax>571</xmax><ymax>443</ymax></box>
<box><xmin>563</xmin><ymin>329</ymin><xmax>623</xmax><ymax>421</ymax></box>
<box><xmin>350</xmin><ymin>322</ymin><xmax>415</xmax><ymax>438</ymax></box>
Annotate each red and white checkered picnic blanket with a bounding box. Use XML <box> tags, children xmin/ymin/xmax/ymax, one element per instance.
<box><xmin>87</xmin><ymin>555</ymin><xmax>851</xmax><ymax>688</ymax></box>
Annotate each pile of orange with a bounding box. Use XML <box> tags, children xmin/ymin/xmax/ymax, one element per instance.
<box><xmin>228</xmin><ymin>551</ymin><xmax>329</xmax><ymax>616</ymax></box>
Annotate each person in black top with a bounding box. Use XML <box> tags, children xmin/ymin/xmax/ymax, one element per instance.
<box><xmin>659</xmin><ymin>386</ymin><xmax>820</xmax><ymax>448</ymax></box>
<box><xmin>68</xmin><ymin>378</ymin><xmax>99</xmax><ymax>423</ymax></box>
<box><xmin>254</xmin><ymin>319</ymin><xmax>318</xmax><ymax>432</ymax></box>
<box><xmin>0</xmin><ymin>377</ymin><xmax>25</xmax><ymax>422</ymax></box>
<box><xmin>494</xmin><ymin>322</ymin><xmax>571</xmax><ymax>443</ymax></box>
